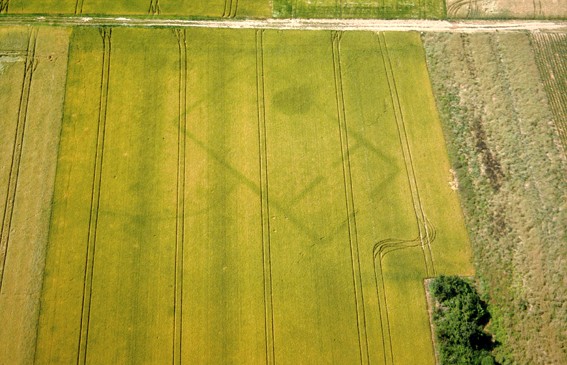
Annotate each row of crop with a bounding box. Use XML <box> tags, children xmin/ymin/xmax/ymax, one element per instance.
<box><xmin>531</xmin><ymin>32</ymin><xmax>567</xmax><ymax>152</ymax></box>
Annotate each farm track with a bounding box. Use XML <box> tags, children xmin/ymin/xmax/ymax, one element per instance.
<box><xmin>77</xmin><ymin>27</ymin><xmax>111</xmax><ymax>365</ymax></box>
<box><xmin>255</xmin><ymin>29</ymin><xmax>275</xmax><ymax>365</ymax></box>
<box><xmin>173</xmin><ymin>28</ymin><xmax>186</xmax><ymax>365</ymax></box>
<box><xmin>0</xmin><ymin>27</ymin><xmax>37</xmax><ymax>292</ymax></box>
<box><xmin>331</xmin><ymin>30</ymin><xmax>370</xmax><ymax>365</ymax></box>
<box><xmin>0</xmin><ymin>15</ymin><xmax>566</xmax><ymax>32</ymax></box>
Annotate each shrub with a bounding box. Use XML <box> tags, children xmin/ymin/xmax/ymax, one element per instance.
<box><xmin>430</xmin><ymin>276</ymin><xmax>496</xmax><ymax>365</ymax></box>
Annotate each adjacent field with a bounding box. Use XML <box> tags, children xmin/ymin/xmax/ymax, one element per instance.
<box><xmin>273</xmin><ymin>0</ymin><xmax>446</xmax><ymax>18</ymax></box>
<box><xmin>31</xmin><ymin>27</ymin><xmax>472</xmax><ymax>364</ymax></box>
<box><xmin>0</xmin><ymin>26</ymin><xmax>69</xmax><ymax>364</ymax></box>
<box><xmin>424</xmin><ymin>32</ymin><xmax>567</xmax><ymax>365</ymax></box>
<box><xmin>447</xmin><ymin>0</ymin><xmax>567</xmax><ymax>18</ymax></box>
<box><xmin>2</xmin><ymin>0</ymin><xmax>271</xmax><ymax>18</ymax></box>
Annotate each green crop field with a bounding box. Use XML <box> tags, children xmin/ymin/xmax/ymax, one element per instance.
<box><xmin>23</xmin><ymin>27</ymin><xmax>473</xmax><ymax>364</ymax></box>
<box><xmin>273</xmin><ymin>0</ymin><xmax>446</xmax><ymax>18</ymax></box>
<box><xmin>1</xmin><ymin>0</ymin><xmax>271</xmax><ymax>18</ymax></box>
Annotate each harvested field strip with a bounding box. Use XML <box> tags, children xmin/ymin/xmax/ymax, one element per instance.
<box><xmin>255</xmin><ymin>29</ymin><xmax>275</xmax><ymax>365</ymax></box>
<box><xmin>76</xmin><ymin>27</ymin><xmax>111</xmax><ymax>365</ymax></box>
<box><xmin>0</xmin><ymin>28</ymin><xmax>37</xmax><ymax>291</ymax></box>
<box><xmin>531</xmin><ymin>32</ymin><xmax>567</xmax><ymax>153</ymax></box>
<box><xmin>331</xmin><ymin>30</ymin><xmax>370</xmax><ymax>365</ymax></box>
<box><xmin>173</xmin><ymin>28</ymin><xmax>187</xmax><ymax>365</ymax></box>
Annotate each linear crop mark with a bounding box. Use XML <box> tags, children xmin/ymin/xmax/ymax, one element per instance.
<box><xmin>0</xmin><ymin>28</ymin><xmax>38</xmax><ymax>292</ymax></box>
<box><xmin>331</xmin><ymin>30</ymin><xmax>370</xmax><ymax>365</ymax></box>
<box><xmin>75</xmin><ymin>0</ymin><xmax>84</xmax><ymax>15</ymax></box>
<box><xmin>76</xmin><ymin>27</ymin><xmax>112</xmax><ymax>365</ymax></box>
<box><xmin>149</xmin><ymin>0</ymin><xmax>161</xmax><ymax>15</ymax></box>
<box><xmin>256</xmin><ymin>29</ymin><xmax>276</xmax><ymax>365</ymax></box>
<box><xmin>173</xmin><ymin>28</ymin><xmax>187</xmax><ymax>365</ymax></box>
<box><xmin>222</xmin><ymin>0</ymin><xmax>239</xmax><ymax>18</ymax></box>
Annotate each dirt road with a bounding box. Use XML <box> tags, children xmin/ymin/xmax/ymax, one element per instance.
<box><xmin>0</xmin><ymin>15</ymin><xmax>566</xmax><ymax>32</ymax></box>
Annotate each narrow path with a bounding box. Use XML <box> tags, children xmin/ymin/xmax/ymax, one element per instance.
<box><xmin>0</xmin><ymin>15</ymin><xmax>566</xmax><ymax>32</ymax></box>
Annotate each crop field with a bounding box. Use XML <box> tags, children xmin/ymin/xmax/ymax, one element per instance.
<box><xmin>273</xmin><ymin>0</ymin><xmax>445</xmax><ymax>18</ymax></box>
<box><xmin>424</xmin><ymin>32</ymin><xmax>567</xmax><ymax>365</ymax></box>
<box><xmin>446</xmin><ymin>0</ymin><xmax>567</xmax><ymax>18</ymax></box>
<box><xmin>531</xmin><ymin>32</ymin><xmax>567</xmax><ymax>153</ymax></box>
<box><xmin>2</xmin><ymin>27</ymin><xmax>475</xmax><ymax>365</ymax></box>
<box><xmin>0</xmin><ymin>0</ymin><xmax>271</xmax><ymax>18</ymax></box>
<box><xmin>0</xmin><ymin>26</ymin><xmax>69</xmax><ymax>364</ymax></box>
<box><xmin>0</xmin><ymin>0</ymin><xmax>448</xmax><ymax>19</ymax></box>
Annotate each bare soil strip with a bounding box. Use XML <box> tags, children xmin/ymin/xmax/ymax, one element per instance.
<box><xmin>0</xmin><ymin>15</ymin><xmax>566</xmax><ymax>32</ymax></box>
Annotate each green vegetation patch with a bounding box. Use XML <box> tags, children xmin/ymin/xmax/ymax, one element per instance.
<box><xmin>273</xmin><ymin>0</ymin><xmax>446</xmax><ymax>19</ymax></box>
<box><xmin>429</xmin><ymin>276</ymin><xmax>496</xmax><ymax>365</ymax></box>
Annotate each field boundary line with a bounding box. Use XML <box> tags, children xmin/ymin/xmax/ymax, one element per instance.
<box><xmin>331</xmin><ymin>30</ymin><xmax>370</xmax><ymax>365</ymax></box>
<box><xmin>77</xmin><ymin>27</ymin><xmax>112</xmax><ymax>365</ymax></box>
<box><xmin>256</xmin><ymin>29</ymin><xmax>276</xmax><ymax>365</ymax></box>
<box><xmin>0</xmin><ymin>27</ymin><xmax>38</xmax><ymax>292</ymax></box>
<box><xmin>173</xmin><ymin>28</ymin><xmax>187</xmax><ymax>365</ymax></box>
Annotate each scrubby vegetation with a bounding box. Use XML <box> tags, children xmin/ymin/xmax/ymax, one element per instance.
<box><xmin>424</xmin><ymin>32</ymin><xmax>567</xmax><ymax>365</ymax></box>
<box><xmin>430</xmin><ymin>276</ymin><xmax>496</xmax><ymax>365</ymax></box>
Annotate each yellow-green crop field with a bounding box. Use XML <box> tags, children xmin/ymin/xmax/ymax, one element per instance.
<box><xmin>1</xmin><ymin>0</ymin><xmax>272</xmax><ymax>18</ymax></box>
<box><xmin>1</xmin><ymin>26</ymin><xmax>473</xmax><ymax>364</ymax></box>
<box><xmin>0</xmin><ymin>0</ymin><xmax>446</xmax><ymax>19</ymax></box>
